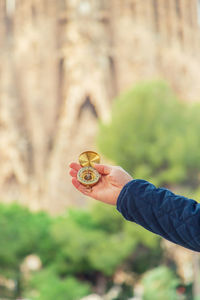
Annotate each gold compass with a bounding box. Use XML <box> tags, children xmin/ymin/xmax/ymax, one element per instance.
<box><xmin>77</xmin><ymin>151</ymin><xmax>101</xmax><ymax>187</ymax></box>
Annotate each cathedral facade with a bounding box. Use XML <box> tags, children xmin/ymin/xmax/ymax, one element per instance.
<box><xmin>0</xmin><ymin>0</ymin><xmax>200</xmax><ymax>212</ymax></box>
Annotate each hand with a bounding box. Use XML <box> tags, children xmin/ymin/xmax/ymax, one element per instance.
<box><xmin>69</xmin><ymin>163</ymin><xmax>133</xmax><ymax>205</ymax></box>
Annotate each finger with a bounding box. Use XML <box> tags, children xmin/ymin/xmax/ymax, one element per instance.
<box><xmin>69</xmin><ymin>162</ymin><xmax>81</xmax><ymax>171</ymax></box>
<box><xmin>69</xmin><ymin>169</ymin><xmax>77</xmax><ymax>177</ymax></box>
<box><xmin>72</xmin><ymin>178</ymin><xmax>89</xmax><ymax>195</ymax></box>
<box><xmin>93</xmin><ymin>164</ymin><xmax>111</xmax><ymax>175</ymax></box>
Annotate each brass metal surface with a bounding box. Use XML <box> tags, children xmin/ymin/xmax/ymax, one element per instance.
<box><xmin>77</xmin><ymin>151</ymin><xmax>101</xmax><ymax>186</ymax></box>
<box><xmin>79</xmin><ymin>151</ymin><xmax>100</xmax><ymax>167</ymax></box>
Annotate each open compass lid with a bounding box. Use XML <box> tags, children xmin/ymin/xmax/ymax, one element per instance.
<box><xmin>79</xmin><ymin>151</ymin><xmax>100</xmax><ymax>168</ymax></box>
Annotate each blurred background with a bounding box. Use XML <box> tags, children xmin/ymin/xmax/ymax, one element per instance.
<box><xmin>1</xmin><ymin>0</ymin><xmax>200</xmax><ymax>299</ymax></box>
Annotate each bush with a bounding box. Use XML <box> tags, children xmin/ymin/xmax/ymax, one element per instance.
<box><xmin>97</xmin><ymin>80</ymin><xmax>200</xmax><ymax>190</ymax></box>
<box><xmin>142</xmin><ymin>266</ymin><xmax>180</xmax><ymax>300</ymax></box>
<box><xmin>51</xmin><ymin>205</ymin><xmax>138</xmax><ymax>276</ymax></box>
<box><xmin>0</xmin><ymin>202</ymin><xmax>161</xmax><ymax>297</ymax></box>
<box><xmin>23</xmin><ymin>268</ymin><xmax>91</xmax><ymax>300</ymax></box>
<box><xmin>0</xmin><ymin>204</ymin><xmax>54</xmax><ymax>279</ymax></box>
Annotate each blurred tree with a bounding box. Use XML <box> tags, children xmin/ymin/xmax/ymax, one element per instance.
<box><xmin>0</xmin><ymin>203</ymin><xmax>56</xmax><ymax>297</ymax></box>
<box><xmin>97</xmin><ymin>80</ymin><xmax>200</xmax><ymax>190</ymax></box>
<box><xmin>50</xmin><ymin>204</ymin><xmax>160</xmax><ymax>278</ymax></box>
<box><xmin>0</xmin><ymin>202</ymin><xmax>160</xmax><ymax>297</ymax></box>
<box><xmin>142</xmin><ymin>266</ymin><xmax>180</xmax><ymax>300</ymax></box>
<box><xmin>0</xmin><ymin>204</ymin><xmax>54</xmax><ymax>277</ymax></box>
<box><xmin>23</xmin><ymin>268</ymin><xmax>91</xmax><ymax>300</ymax></box>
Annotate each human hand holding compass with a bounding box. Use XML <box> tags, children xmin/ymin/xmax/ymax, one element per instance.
<box><xmin>69</xmin><ymin>151</ymin><xmax>133</xmax><ymax>205</ymax></box>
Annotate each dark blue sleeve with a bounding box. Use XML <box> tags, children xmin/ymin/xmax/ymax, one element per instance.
<box><xmin>117</xmin><ymin>179</ymin><xmax>200</xmax><ymax>252</ymax></box>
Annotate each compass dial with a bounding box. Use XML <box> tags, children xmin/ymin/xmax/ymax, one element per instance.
<box><xmin>77</xmin><ymin>166</ymin><xmax>100</xmax><ymax>186</ymax></box>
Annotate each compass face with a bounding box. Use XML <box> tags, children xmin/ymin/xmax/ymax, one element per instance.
<box><xmin>77</xmin><ymin>166</ymin><xmax>100</xmax><ymax>186</ymax></box>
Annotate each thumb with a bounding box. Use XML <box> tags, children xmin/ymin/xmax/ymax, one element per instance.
<box><xmin>93</xmin><ymin>163</ymin><xmax>112</xmax><ymax>175</ymax></box>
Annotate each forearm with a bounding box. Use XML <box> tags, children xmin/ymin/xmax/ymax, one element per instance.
<box><xmin>117</xmin><ymin>179</ymin><xmax>200</xmax><ymax>252</ymax></box>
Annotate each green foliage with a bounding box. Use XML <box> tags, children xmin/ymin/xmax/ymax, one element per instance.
<box><xmin>142</xmin><ymin>266</ymin><xmax>180</xmax><ymax>300</ymax></box>
<box><xmin>90</xmin><ymin>204</ymin><xmax>125</xmax><ymax>233</ymax></box>
<box><xmin>97</xmin><ymin>80</ymin><xmax>200</xmax><ymax>189</ymax></box>
<box><xmin>0</xmin><ymin>204</ymin><xmax>54</xmax><ymax>278</ymax></box>
<box><xmin>24</xmin><ymin>268</ymin><xmax>91</xmax><ymax>300</ymax></box>
<box><xmin>51</xmin><ymin>204</ymin><xmax>139</xmax><ymax>276</ymax></box>
<box><xmin>0</xmin><ymin>202</ymin><xmax>160</xmax><ymax>297</ymax></box>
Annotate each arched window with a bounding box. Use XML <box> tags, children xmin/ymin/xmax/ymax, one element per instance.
<box><xmin>78</xmin><ymin>96</ymin><xmax>98</xmax><ymax>119</ymax></box>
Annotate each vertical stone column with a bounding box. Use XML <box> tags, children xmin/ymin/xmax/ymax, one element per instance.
<box><xmin>167</xmin><ymin>0</ymin><xmax>180</xmax><ymax>47</ymax></box>
<box><xmin>0</xmin><ymin>0</ymin><xmax>28</xmax><ymax>204</ymax></box>
<box><xmin>135</xmin><ymin>0</ymin><xmax>148</xmax><ymax>26</ymax></box>
<box><xmin>164</xmin><ymin>0</ymin><xmax>173</xmax><ymax>45</ymax></box>
<box><xmin>187</xmin><ymin>0</ymin><xmax>200</xmax><ymax>55</ymax></box>
<box><xmin>157</xmin><ymin>0</ymin><xmax>170</xmax><ymax>42</ymax></box>
<box><xmin>177</xmin><ymin>0</ymin><xmax>198</xmax><ymax>54</ymax></box>
<box><xmin>180</xmin><ymin>0</ymin><xmax>191</xmax><ymax>52</ymax></box>
<box><xmin>151</xmin><ymin>0</ymin><xmax>159</xmax><ymax>33</ymax></box>
<box><xmin>0</xmin><ymin>0</ymin><xmax>5</xmax><ymax>44</ymax></box>
<box><xmin>144</xmin><ymin>0</ymin><xmax>155</xmax><ymax>32</ymax></box>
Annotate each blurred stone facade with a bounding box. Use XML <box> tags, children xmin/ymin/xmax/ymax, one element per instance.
<box><xmin>0</xmin><ymin>0</ymin><xmax>200</xmax><ymax>213</ymax></box>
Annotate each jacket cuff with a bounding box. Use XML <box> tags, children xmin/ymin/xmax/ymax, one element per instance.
<box><xmin>117</xmin><ymin>179</ymin><xmax>144</xmax><ymax>222</ymax></box>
